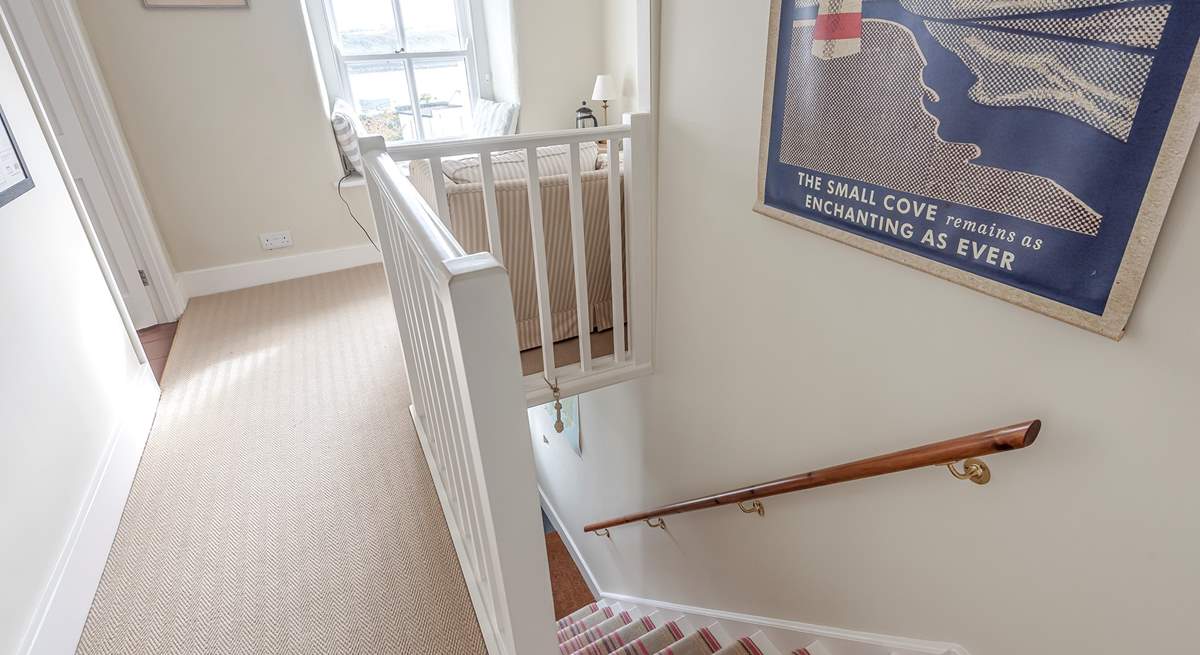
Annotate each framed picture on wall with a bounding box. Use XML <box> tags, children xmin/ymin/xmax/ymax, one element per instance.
<box><xmin>143</xmin><ymin>0</ymin><xmax>248</xmax><ymax>7</ymax></box>
<box><xmin>0</xmin><ymin>105</ymin><xmax>33</xmax><ymax>209</ymax></box>
<box><xmin>756</xmin><ymin>0</ymin><xmax>1200</xmax><ymax>340</ymax></box>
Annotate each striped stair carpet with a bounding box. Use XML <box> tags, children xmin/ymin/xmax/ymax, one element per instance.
<box><xmin>553</xmin><ymin>601</ymin><xmax>832</xmax><ymax>655</ymax></box>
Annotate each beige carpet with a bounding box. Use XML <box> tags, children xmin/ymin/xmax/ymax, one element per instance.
<box><xmin>77</xmin><ymin>265</ymin><xmax>487</xmax><ymax>655</ymax></box>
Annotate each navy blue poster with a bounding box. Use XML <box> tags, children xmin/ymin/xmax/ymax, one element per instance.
<box><xmin>756</xmin><ymin>0</ymin><xmax>1200</xmax><ymax>339</ymax></box>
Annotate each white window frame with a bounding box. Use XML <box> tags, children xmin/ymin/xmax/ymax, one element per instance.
<box><xmin>304</xmin><ymin>0</ymin><xmax>493</xmax><ymax>144</ymax></box>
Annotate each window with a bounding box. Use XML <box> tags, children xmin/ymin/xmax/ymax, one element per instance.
<box><xmin>323</xmin><ymin>0</ymin><xmax>481</xmax><ymax>143</ymax></box>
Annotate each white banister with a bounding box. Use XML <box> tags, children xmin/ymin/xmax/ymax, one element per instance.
<box><xmin>386</xmin><ymin>123</ymin><xmax>632</xmax><ymax>160</ymax></box>
<box><xmin>359</xmin><ymin>137</ymin><xmax>557</xmax><ymax>655</ymax></box>
<box><xmin>624</xmin><ymin>112</ymin><xmax>654</xmax><ymax>368</ymax></box>
<box><xmin>373</xmin><ymin>116</ymin><xmax>655</xmax><ymax>406</ymax></box>
<box><xmin>566</xmin><ymin>141</ymin><xmax>593</xmax><ymax>372</ymax></box>
<box><xmin>478</xmin><ymin>151</ymin><xmax>504</xmax><ymax>265</ymax></box>
<box><xmin>428</xmin><ymin>155</ymin><xmax>452</xmax><ymax>222</ymax></box>
<box><xmin>525</xmin><ymin>146</ymin><xmax>556</xmax><ymax>377</ymax></box>
<box><xmin>606</xmin><ymin>136</ymin><xmax>627</xmax><ymax>363</ymax></box>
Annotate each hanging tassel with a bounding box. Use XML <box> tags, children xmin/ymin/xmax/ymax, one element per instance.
<box><xmin>544</xmin><ymin>376</ymin><xmax>565</xmax><ymax>434</ymax></box>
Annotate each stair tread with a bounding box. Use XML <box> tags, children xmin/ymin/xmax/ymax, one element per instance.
<box><xmin>558</xmin><ymin>602</ymin><xmax>607</xmax><ymax>630</ymax></box>
<box><xmin>558</xmin><ymin>605</ymin><xmax>620</xmax><ymax>642</ymax></box>
<box><xmin>709</xmin><ymin>632</ymin><xmax>782</xmax><ymax>655</ymax></box>
<box><xmin>607</xmin><ymin>618</ymin><xmax>693</xmax><ymax>655</ymax></box>
<box><xmin>651</xmin><ymin>624</ymin><xmax>724</xmax><ymax>655</ymax></box>
<box><xmin>569</xmin><ymin>613</ymin><xmax>665</xmax><ymax>655</ymax></box>
<box><xmin>558</xmin><ymin>609</ymin><xmax>638</xmax><ymax>654</ymax></box>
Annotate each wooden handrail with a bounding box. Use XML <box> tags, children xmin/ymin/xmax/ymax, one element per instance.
<box><xmin>583</xmin><ymin>420</ymin><xmax>1041</xmax><ymax>534</ymax></box>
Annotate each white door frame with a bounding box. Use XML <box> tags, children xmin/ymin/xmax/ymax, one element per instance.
<box><xmin>2</xmin><ymin>0</ymin><xmax>184</xmax><ymax>326</ymax></box>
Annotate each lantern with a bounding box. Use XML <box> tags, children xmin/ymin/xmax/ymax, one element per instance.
<box><xmin>576</xmin><ymin>101</ymin><xmax>598</xmax><ymax>129</ymax></box>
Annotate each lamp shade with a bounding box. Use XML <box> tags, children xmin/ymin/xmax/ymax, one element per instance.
<box><xmin>592</xmin><ymin>74</ymin><xmax>618</xmax><ymax>101</ymax></box>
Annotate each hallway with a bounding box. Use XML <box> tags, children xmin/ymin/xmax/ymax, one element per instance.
<box><xmin>77</xmin><ymin>265</ymin><xmax>486</xmax><ymax>654</ymax></box>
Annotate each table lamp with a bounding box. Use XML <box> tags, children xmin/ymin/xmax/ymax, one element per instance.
<box><xmin>591</xmin><ymin>74</ymin><xmax>617</xmax><ymax>126</ymax></box>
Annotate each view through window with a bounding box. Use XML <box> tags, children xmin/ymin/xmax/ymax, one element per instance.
<box><xmin>330</xmin><ymin>0</ymin><xmax>476</xmax><ymax>142</ymax></box>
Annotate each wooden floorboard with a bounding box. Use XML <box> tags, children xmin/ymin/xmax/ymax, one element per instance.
<box><xmin>137</xmin><ymin>321</ymin><xmax>177</xmax><ymax>383</ymax></box>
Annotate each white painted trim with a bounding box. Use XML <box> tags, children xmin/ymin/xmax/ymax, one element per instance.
<box><xmin>599</xmin><ymin>592</ymin><xmax>968</xmax><ymax>655</ymax></box>
<box><xmin>17</xmin><ymin>365</ymin><xmax>159</xmax><ymax>655</ymax></box>
<box><xmin>409</xmin><ymin>406</ymin><xmax>505</xmax><ymax>655</ymax></box>
<box><xmin>177</xmin><ymin>243</ymin><xmax>381</xmax><ymax>298</ymax></box>
<box><xmin>33</xmin><ymin>0</ymin><xmax>185</xmax><ymax>322</ymax></box>
<box><xmin>537</xmin><ymin>486</ymin><xmax>602</xmax><ymax>599</ymax></box>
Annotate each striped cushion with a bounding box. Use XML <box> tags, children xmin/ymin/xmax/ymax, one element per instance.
<box><xmin>330</xmin><ymin>99</ymin><xmax>365</xmax><ymax>174</ymax></box>
<box><xmin>558</xmin><ymin>603</ymin><xmax>602</xmax><ymax>630</ymax></box>
<box><xmin>610</xmin><ymin>620</ymin><xmax>686</xmax><ymax>655</ymax></box>
<box><xmin>441</xmin><ymin>143</ymin><xmax>600</xmax><ymax>184</ymax></box>
<box><xmin>572</xmin><ymin>616</ymin><xmax>657</xmax><ymax>655</ymax></box>
<box><xmin>559</xmin><ymin>611</ymin><xmax>633</xmax><ymax>654</ymax></box>
<box><xmin>472</xmin><ymin>97</ymin><xmax>519</xmax><ymax>137</ymax></box>
<box><xmin>658</xmin><ymin>627</ymin><xmax>722</xmax><ymax>655</ymax></box>
<box><xmin>558</xmin><ymin>606</ymin><xmax>616</xmax><ymax>643</ymax></box>
<box><xmin>712</xmin><ymin>636</ymin><xmax>770</xmax><ymax>655</ymax></box>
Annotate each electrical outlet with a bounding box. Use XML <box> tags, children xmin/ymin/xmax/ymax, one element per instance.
<box><xmin>260</xmin><ymin>231</ymin><xmax>293</xmax><ymax>251</ymax></box>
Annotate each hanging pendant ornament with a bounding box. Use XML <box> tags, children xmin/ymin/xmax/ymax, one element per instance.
<box><xmin>544</xmin><ymin>376</ymin><xmax>565</xmax><ymax>434</ymax></box>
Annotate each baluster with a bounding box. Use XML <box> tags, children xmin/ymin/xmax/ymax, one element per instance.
<box><xmin>427</xmin><ymin>295</ymin><xmax>486</xmax><ymax>580</ymax></box>
<box><xmin>624</xmin><ymin>114</ymin><xmax>653</xmax><ymax>367</ymax></box>
<box><xmin>525</xmin><ymin>147</ymin><xmax>556</xmax><ymax>376</ymax></box>
<box><xmin>429</xmin><ymin>156</ymin><xmax>452</xmax><ymax>220</ymax></box>
<box><xmin>567</xmin><ymin>142</ymin><xmax>593</xmax><ymax>372</ymax></box>
<box><xmin>397</xmin><ymin>233</ymin><xmax>458</xmax><ymax>505</ymax></box>
<box><xmin>606</xmin><ymin>137</ymin><xmax>627</xmax><ymax>362</ymax></box>
<box><xmin>478</xmin><ymin>151</ymin><xmax>504</xmax><ymax>264</ymax></box>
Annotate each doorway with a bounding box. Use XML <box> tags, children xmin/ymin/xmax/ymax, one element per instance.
<box><xmin>3</xmin><ymin>0</ymin><xmax>183</xmax><ymax>328</ymax></box>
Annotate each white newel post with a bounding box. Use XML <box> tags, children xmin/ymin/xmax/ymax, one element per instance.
<box><xmin>442</xmin><ymin>255</ymin><xmax>558</xmax><ymax>655</ymax></box>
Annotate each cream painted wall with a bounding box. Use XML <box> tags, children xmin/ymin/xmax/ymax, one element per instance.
<box><xmin>511</xmin><ymin>0</ymin><xmax>605</xmax><ymax>132</ymax></box>
<box><xmin>0</xmin><ymin>35</ymin><xmax>142</xmax><ymax>652</ymax></box>
<box><xmin>534</xmin><ymin>1</ymin><xmax>1200</xmax><ymax>653</ymax></box>
<box><xmin>74</xmin><ymin>0</ymin><xmax>374</xmax><ymax>274</ymax></box>
<box><xmin>600</xmin><ymin>0</ymin><xmax>637</xmax><ymax>122</ymax></box>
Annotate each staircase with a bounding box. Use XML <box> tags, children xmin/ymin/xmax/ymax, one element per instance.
<box><xmin>553</xmin><ymin>600</ymin><xmax>826</xmax><ymax>655</ymax></box>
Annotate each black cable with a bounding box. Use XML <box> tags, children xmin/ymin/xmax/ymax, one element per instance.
<box><xmin>338</xmin><ymin>172</ymin><xmax>380</xmax><ymax>253</ymax></box>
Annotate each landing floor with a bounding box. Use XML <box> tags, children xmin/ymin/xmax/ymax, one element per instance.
<box><xmin>78</xmin><ymin>265</ymin><xmax>487</xmax><ymax>654</ymax></box>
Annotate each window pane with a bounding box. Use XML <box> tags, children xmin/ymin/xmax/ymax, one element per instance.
<box><xmin>330</xmin><ymin>0</ymin><xmax>399</xmax><ymax>56</ymax></box>
<box><xmin>414</xmin><ymin>58</ymin><xmax>471</xmax><ymax>140</ymax></box>
<box><xmin>347</xmin><ymin>60</ymin><xmax>417</xmax><ymax>143</ymax></box>
<box><xmin>399</xmin><ymin>0</ymin><xmax>464</xmax><ymax>52</ymax></box>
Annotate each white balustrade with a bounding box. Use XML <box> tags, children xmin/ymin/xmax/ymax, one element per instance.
<box><xmin>360</xmin><ymin>136</ymin><xmax>558</xmax><ymax>655</ymax></box>
<box><xmin>386</xmin><ymin>115</ymin><xmax>655</xmax><ymax>407</ymax></box>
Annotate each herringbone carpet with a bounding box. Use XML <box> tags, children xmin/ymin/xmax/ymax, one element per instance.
<box><xmin>77</xmin><ymin>265</ymin><xmax>487</xmax><ymax>655</ymax></box>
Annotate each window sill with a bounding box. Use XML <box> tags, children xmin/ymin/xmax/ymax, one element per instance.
<box><xmin>336</xmin><ymin>174</ymin><xmax>366</xmax><ymax>189</ymax></box>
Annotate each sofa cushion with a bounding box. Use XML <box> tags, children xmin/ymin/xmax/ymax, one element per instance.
<box><xmin>442</xmin><ymin>142</ymin><xmax>600</xmax><ymax>184</ymax></box>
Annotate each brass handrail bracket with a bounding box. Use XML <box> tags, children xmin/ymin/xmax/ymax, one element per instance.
<box><xmin>947</xmin><ymin>458</ymin><xmax>991</xmax><ymax>485</ymax></box>
<box><xmin>644</xmin><ymin>517</ymin><xmax>666</xmax><ymax>530</ymax></box>
<box><xmin>737</xmin><ymin>500</ymin><xmax>765</xmax><ymax>517</ymax></box>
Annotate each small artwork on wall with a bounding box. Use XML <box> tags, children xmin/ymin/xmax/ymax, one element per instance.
<box><xmin>528</xmin><ymin>396</ymin><xmax>582</xmax><ymax>457</ymax></box>
<box><xmin>0</xmin><ymin>106</ymin><xmax>33</xmax><ymax>209</ymax></box>
<box><xmin>143</xmin><ymin>0</ymin><xmax>248</xmax><ymax>7</ymax></box>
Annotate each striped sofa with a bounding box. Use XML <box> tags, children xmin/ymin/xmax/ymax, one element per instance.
<box><xmin>408</xmin><ymin>143</ymin><xmax>623</xmax><ymax>352</ymax></box>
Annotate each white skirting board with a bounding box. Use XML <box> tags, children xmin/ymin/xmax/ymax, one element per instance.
<box><xmin>17</xmin><ymin>365</ymin><xmax>160</xmax><ymax>655</ymax></box>
<box><xmin>536</xmin><ymin>490</ymin><xmax>967</xmax><ymax>655</ymax></box>
<box><xmin>177</xmin><ymin>243</ymin><xmax>381</xmax><ymax>299</ymax></box>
